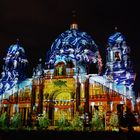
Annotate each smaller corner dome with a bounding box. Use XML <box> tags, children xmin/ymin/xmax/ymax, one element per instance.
<box><xmin>108</xmin><ymin>32</ymin><xmax>125</xmax><ymax>46</ymax></box>
<box><xmin>8</xmin><ymin>42</ymin><xmax>25</xmax><ymax>55</ymax></box>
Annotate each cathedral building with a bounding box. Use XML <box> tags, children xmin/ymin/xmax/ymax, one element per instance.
<box><xmin>0</xmin><ymin>23</ymin><xmax>136</xmax><ymax>126</ymax></box>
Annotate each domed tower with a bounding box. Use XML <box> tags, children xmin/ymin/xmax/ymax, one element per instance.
<box><xmin>0</xmin><ymin>40</ymin><xmax>28</xmax><ymax>95</ymax></box>
<box><xmin>46</xmin><ymin>21</ymin><xmax>103</xmax><ymax>76</ymax></box>
<box><xmin>105</xmin><ymin>29</ymin><xmax>135</xmax><ymax>88</ymax></box>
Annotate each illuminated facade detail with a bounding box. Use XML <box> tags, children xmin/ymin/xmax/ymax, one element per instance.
<box><xmin>0</xmin><ymin>25</ymin><xmax>136</xmax><ymax>129</ymax></box>
<box><xmin>105</xmin><ymin>31</ymin><xmax>136</xmax><ymax>110</ymax></box>
<box><xmin>105</xmin><ymin>31</ymin><xmax>135</xmax><ymax>88</ymax></box>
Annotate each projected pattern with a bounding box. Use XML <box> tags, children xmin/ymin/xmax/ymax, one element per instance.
<box><xmin>0</xmin><ymin>42</ymin><xmax>28</xmax><ymax>95</ymax></box>
<box><xmin>46</xmin><ymin>28</ymin><xmax>103</xmax><ymax>74</ymax></box>
<box><xmin>105</xmin><ymin>32</ymin><xmax>135</xmax><ymax>88</ymax></box>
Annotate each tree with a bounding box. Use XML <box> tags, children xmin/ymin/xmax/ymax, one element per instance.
<box><xmin>70</xmin><ymin>112</ymin><xmax>83</xmax><ymax>131</ymax></box>
<box><xmin>10</xmin><ymin>112</ymin><xmax>22</xmax><ymax>129</ymax></box>
<box><xmin>91</xmin><ymin>110</ymin><xmax>105</xmax><ymax>131</ymax></box>
<box><xmin>0</xmin><ymin>111</ymin><xmax>8</xmax><ymax>129</ymax></box>
<box><xmin>38</xmin><ymin>113</ymin><xmax>50</xmax><ymax>130</ymax></box>
<box><xmin>56</xmin><ymin>113</ymin><xmax>68</xmax><ymax>131</ymax></box>
<box><xmin>109</xmin><ymin>112</ymin><xmax>119</xmax><ymax>131</ymax></box>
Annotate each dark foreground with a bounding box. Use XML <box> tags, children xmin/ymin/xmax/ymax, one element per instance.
<box><xmin>0</xmin><ymin>130</ymin><xmax>140</xmax><ymax>140</ymax></box>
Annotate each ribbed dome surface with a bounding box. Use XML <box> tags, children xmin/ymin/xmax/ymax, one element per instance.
<box><xmin>47</xmin><ymin>28</ymin><xmax>103</xmax><ymax>73</ymax></box>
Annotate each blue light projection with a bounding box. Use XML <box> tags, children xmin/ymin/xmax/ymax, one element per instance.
<box><xmin>105</xmin><ymin>31</ymin><xmax>135</xmax><ymax>89</ymax></box>
<box><xmin>0</xmin><ymin>41</ymin><xmax>28</xmax><ymax>95</ymax></box>
<box><xmin>46</xmin><ymin>27</ymin><xmax>103</xmax><ymax>74</ymax></box>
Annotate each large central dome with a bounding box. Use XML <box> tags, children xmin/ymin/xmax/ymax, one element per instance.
<box><xmin>46</xmin><ymin>24</ymin><xmax>103</xmax><ymax>74</ymax></box>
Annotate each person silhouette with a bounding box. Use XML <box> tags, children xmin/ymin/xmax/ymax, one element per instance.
<box><xmin>124</xmin><ymin>107</ymin><xmax>137</xmax><ymax>132</ymax></box>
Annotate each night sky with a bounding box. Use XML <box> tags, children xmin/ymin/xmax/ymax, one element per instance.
<box><xmin>0</xmin><ymin>0</ymin><xmax>139</xmax><ymax>84</ymax></box>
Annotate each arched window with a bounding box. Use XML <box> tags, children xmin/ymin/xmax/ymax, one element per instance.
<box><xmin>115</xmin><ymin>52</ymin><xmax>121</xmax><ymax>61</ymax></box>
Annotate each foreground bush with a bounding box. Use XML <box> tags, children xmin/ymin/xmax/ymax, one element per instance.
<box><xmin>10</xmin><ymin>112</ymin><xmax>22</xmax><ymax>129</ymax></box>
<box><xmin>91</xmin><ymin>110</ymin><xmax>105</xmax><ymax>131</ymax></box>
<box><xmin>38</xmin><ymin>113</ymin><xmax>50</xmax><ymax>130</ymax></box>
<box><xmin>0</xmin><ymin>111</ymin><xmax>8</xmax><ymax>129</ymax></box>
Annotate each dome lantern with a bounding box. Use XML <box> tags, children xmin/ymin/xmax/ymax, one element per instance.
<box><xmin>70</xmin><ymin>10</ymin><xmax>78</xmax><ymax>30</ymax></box>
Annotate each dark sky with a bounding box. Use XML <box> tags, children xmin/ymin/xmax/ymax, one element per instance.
<box><xmin>0</xmin><ymin>0</ymin><xmax>139</xmax><ymax>77</ymax></box>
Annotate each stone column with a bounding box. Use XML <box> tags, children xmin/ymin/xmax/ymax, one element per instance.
<box><xmin>84</xmin><ymin>77</ymin><xmax>89</xmax><ymax>113</ymax></box>
<box><xmin>31</xmin><ymin>79</ymin><xmax>36</xmax><ymax>114</ymax></box>
<box><xmin>84</xmin><ymin>76</ymin><xmax>91</xmax><ymax>130</ymax></box>
<box><xmin>76</xmin><ymin>76</ymin><xmax>81</xmax><ymax>112</ymax></box>
<box><xmin>38</xmin><ymin>77</ymin><xmax>44</xmax><ymax>114</ymax></box>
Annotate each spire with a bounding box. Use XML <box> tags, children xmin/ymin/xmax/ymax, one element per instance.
<box><xmin>16</xmin><ymin>38</ymin><xmax>20</xmax><ymax>43</ymax></box>
<box><xmin>115</xmin><ymin>26</ymin><xmax>118</xmax><ymax>31</ymax></box>
<box><xmin>114</xmin><ymin>26</ymin><xmax>119</xmax><ymax>33</ymax></box>
<box><xmin>70</xmin><ymin>10</ymin><xmax>78</xmax><ymax>29</ymax></box>
<box><xmin>16</xmin><ymin>38</ymin><xmax>20</xmax><ymax>46</ymax></box>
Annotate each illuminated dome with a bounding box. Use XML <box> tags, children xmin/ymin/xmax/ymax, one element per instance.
<box><xmin>47</xmin><ymin>24</ymin><xmax>103</xmax><ymax>74</ymax></box>
<box><xmin>4</xmin><ymin>41</ymin><xmax>28</xmax><ymax>72</ymax></box>
<box><xmin>108</xmin><ymin>31</ymin><xmax>125</xmax><ymax>47</ymax></box>
<box><xmin>0</xmin><ymin>41</ymin><xmax>28</xmax><ymax>95</ymax></box>
<box><xmin>7</xmin><ymin>43</ymin><xmax>26</xmax><ymax>57</ymax></box>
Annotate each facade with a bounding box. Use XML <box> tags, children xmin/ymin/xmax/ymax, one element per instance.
<box><xmin>0</xmin><ymin>23</ymin><xmax>136</xmax><ymax>126</ymax></box>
